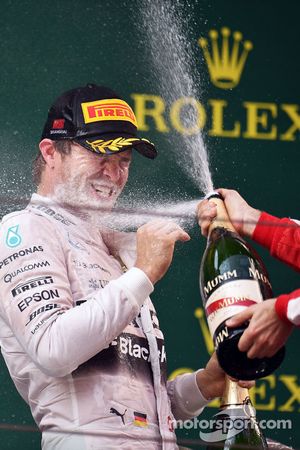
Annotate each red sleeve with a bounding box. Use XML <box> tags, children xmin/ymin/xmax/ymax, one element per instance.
<box><xmin>275</xmin><ymin>290</ymin><xmax>300</xmax><ymax>326</ymax></box>
<box><xmin>252</xmin><ymin>212</ymin><xmax>300</xmax><ymax>272</ymax></box>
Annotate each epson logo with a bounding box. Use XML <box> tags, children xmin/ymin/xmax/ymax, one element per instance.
<box><xmin>18</xmin><ymin>289</ymin><xmax>60</xmax><ymax>312</ymax></box>
<box><xmin>12</xmin><ymin>276</ymin><xmax>54</xmax><ymax>298</ymax></box>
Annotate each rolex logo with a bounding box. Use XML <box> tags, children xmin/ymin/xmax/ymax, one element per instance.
<box><xmin>198</xmin><ymin>27</ymin><xmax>253</xmax><ymax>89</ymax></box>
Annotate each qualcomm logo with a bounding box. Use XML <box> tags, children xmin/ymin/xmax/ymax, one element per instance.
<box><xmin>198</xmin><ymin>27</ymin><xmax>253</xmax><ymax>89</ymax></box>
<box><xmin>200</xmin><ymin>404</ymin><xmax>254</xmax><ymax>443</ymax></box>
<box><xmin>6</xmin><ymin>225</ymin><xmax>22</xmax><ymax>248</ymax></box>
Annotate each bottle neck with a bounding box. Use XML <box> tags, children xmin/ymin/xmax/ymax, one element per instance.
<box><xmin>208</xmin><ymin>197</ymin><xmax>236</xmax><ymax>237</ymax></box>
<box><xmin>221</xmin><ymin>377</ymin><xmax>252</xmax><ymax>410</ymax></box>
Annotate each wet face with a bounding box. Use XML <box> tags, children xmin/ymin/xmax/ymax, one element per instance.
<box><xmin>54</xmin><ymin>143</ymin><xmax>132</xmax><ymax>213</ymax></box>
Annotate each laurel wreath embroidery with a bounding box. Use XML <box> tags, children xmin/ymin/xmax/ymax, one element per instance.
<box><xmin>86</xmin><ymin>137</ymin><xmax>140</xmax><ymax>153</ymax></box>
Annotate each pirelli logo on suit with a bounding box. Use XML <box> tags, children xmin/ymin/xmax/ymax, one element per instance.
<box><xmin>11</xmin><ymin>276</ymin><xmax>54</xmax><ymax>297</ymax></box>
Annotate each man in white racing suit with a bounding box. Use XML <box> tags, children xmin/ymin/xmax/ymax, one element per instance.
<box><xmin>0</xmin><ymin>84</ymin><xmax>252</xmax><ymax>450</ymax></box>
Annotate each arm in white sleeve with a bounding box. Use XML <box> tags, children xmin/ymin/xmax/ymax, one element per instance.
<box><xmin>0</xmin><ymin>213</ymin><xmax>153</xmax><ymax>377</ymax></box>
<box><xmin>167</xmin><ymin>370</ymin><xmax>210</xmax><ymax>420</ymax></box>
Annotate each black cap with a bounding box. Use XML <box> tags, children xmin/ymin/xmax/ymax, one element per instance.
<box><xmin>41</xmin><ymin>83</ymin><xmax>157</xmax><ymax>159</ymax></box>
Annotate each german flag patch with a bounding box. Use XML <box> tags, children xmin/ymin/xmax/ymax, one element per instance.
<box><xmin>133</xmin><ymin>411</ymin><xmax>148</xmax><ymax>427</ymax></box>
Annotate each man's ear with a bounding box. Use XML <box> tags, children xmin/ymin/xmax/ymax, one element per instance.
<box><xmin>39</xmin><ymin>139</ymin><xmax>57</xmax><ymax>168</ymax></box>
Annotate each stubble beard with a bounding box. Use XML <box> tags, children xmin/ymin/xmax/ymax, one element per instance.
<box><xmin>53</xmin><ymin>175</ymin><xmax>121</xmax><ymax>226</ymax></box>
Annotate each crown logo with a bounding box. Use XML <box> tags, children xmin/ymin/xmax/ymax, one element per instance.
<box><xmin>198</xmin><ymin>27</ymin><xmax>253</xmax><ymax>89</ymax></box>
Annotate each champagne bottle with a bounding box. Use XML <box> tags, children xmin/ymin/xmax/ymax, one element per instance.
<box><xmin>204</xmin><ymin>378</ymin><xmax>268</xmax><ymax>450</ymax></box>
<box><xmin>199</xmin><ymin>192</ymin><xmax>285</xmax><ymax>380</ymax></box>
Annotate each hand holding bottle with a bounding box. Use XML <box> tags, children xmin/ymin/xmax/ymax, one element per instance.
<box><xmin>197</xmin><ymin>188</ymin><xmax>261</xmax><ymax>238</ymax></box>
<box><xmin>199</xmin><ymin>191</ymin><xmax>285</xmax><ymax>379</ymax></box>
<box><xmin>226</xmin><ymin>298</ymin><xmax>293</xmax><ymax>358</ymax></box>
<box><xmin>196</xmin><ymin>352</ymin><xmax>254</xmax><ymax>399</ymax></box>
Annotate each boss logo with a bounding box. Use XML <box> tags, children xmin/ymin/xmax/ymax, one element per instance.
<box><xmin>26</xmin><ymin>303</ymin><xmax>60</xmax><ymax>326</ymax></box>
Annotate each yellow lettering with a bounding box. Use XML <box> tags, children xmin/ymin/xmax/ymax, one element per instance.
<box><xmin>250</xmin><ymin>375</ymin><xmax>276</xmax><ymax>411</ymax></box>
<box><xmin>169</xmin><ymin>97</ymin><xmax>206</xmax><ymax>135</ymax></box>
<box><xmin>243</xmin><ymin>102</ymin><xmax>277</xmax><ymax>139</ymax></box>
<box><xmin>168</xmin><ymin>369</ymin><xmax>300</xmax><ymax>413</ymax></box>
<box><xmin>209</xmin><ymin>99</ymin><xmax>241</xmax><ymax>137</ymax></box>
<box><xmin>194</xmin><ymin>308</ymin><xmax>214</xmax><ymax>355</ymax></box>
<box><xmin>278</xmin><ymin>375</ymin><xmax>300</xmax><ymax>412</ymax></box>
<box><xmin>280</xmin><ymin>104</ymin><xmax>300</xmax><ymax>141</ymax></box>
<box><xmin>131</xmin><ymin>94</ymin><xmax>169</xmax><ymax>132</ymax></box>
<box><xmin>168</xmin><ymin>367</ymin><xmax>194</xmax><ymax>381</ymax></box>
<box><xmin>208</xmin><ymin>397</ymin><xmax>221</xmax><ymax>408</ymax></box>
<box><xmin>130</xmin><ymin>93</ymin><xmax>300</xmax><ymax>143</ymax></box>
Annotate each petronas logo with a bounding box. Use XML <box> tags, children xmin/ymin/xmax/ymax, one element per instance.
<box><xmin>198</xmin><ymin>27</ymin><xmax>253</xmax><ymax>89</ymax></box>
<box><xmin>6</xmin><ymin>225</ymin><xmax>22</xmax><ymax>248</ymax></box>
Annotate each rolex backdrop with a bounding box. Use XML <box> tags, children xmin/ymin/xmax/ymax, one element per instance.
<box><xmin>0</xmin><ymin>0</ymin><xmax>299</xmax><ymax>449</ymax></box>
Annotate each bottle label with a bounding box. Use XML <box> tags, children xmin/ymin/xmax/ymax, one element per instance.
<box><xmin>205</xmin><ymin>279</ymin><xmax>263</xmax><ymax>336</ymax></box>
<box><xmin>202</xmin><ymin>255</ymin><xmax>272</xmax><ymax>299</ymax></box>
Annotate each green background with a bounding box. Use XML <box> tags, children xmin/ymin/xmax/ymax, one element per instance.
<box><xmin>0</xmin><ymin>0</ymin><xmax>299</xmax><ymax>448</ymax></box>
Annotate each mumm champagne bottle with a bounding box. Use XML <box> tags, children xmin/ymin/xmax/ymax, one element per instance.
<box><xmin>205</xmin><ymin>378</ymin><xmax>268</xmax><ymax>450</ymax></box>
<box><xmin>199</xmin><ymin>192</ymin><xmax>285</xmax><ymax>380</ymax></box>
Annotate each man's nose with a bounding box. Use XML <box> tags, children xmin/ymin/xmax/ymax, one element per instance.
<box><xmin>101</xmin><ymin>159</ymin><xmax>121</xmax><ymax>183</ymax></box>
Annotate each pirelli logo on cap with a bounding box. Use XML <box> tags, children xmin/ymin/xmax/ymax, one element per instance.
<box><xmin>81</xmin><ymin>99</ymin><xmax>137</xmax><ymax>126</ymax></box>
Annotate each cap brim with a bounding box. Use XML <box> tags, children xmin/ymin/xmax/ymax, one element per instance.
<box><xmin>74</xmin><ymin>133</ymin><xmax>157</xmax><ymax>159</ymax></box>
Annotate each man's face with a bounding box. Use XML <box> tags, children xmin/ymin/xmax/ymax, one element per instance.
<box><xmin>54</xmin><ymin>143</ymin><xmax>132</xmax><ymax>214</ymax></box>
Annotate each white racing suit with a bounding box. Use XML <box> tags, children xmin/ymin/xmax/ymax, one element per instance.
<box><xmin>0</xmin><ymin>194</ymin><xmax>208</xmax><ymax>450</ymax></box>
